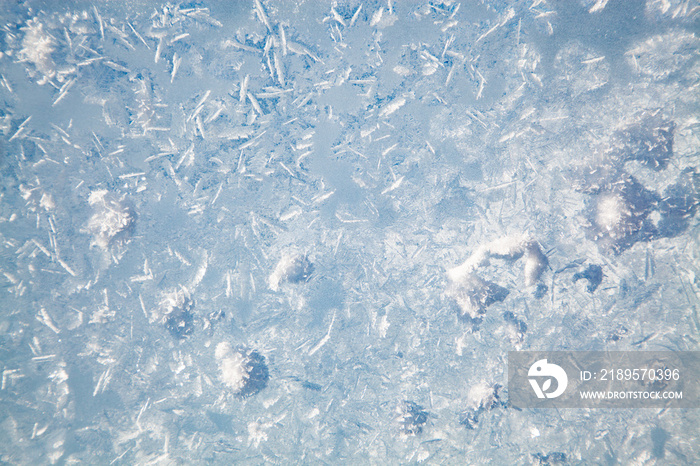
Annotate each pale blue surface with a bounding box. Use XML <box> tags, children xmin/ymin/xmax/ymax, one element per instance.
<box><xmin>0</xmin><ymin>0</ymin><xmax>699</xmax><ymax>463</ymax></box>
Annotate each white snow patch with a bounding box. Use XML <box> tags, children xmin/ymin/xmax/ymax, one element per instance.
<box><xmin>85</xmin><ymin>190</ymin><xmax>135</xmax><ymax>250</ymax></box>
<box><xmin>448</xmin><ymin>234</ymin><xmax>547</xmax><ymax>286</ymax></box>
<box><xmin>595</xmin><ymin>194</ymin><xmax>628</xmax><ymax>233</ymax></box>
<box><xmin>215</xmin><ymin>342</ymin><xmax>248</xmax><ymax>394</ymax></box>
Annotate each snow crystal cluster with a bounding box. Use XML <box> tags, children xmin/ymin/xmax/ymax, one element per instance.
<box><xmin>215</xmin><ymin>342</ymin><xmax>269</xmax><ymax>398</ymax></box>
<box><xmin>84</xmin><ymin>190</ymin><xmax>136</xmax><ymax>250</ymax></box>
<box><xmin>447</xmin><ymin>234</ymin><xmax>547</xmax><ymax>321</ymax></box>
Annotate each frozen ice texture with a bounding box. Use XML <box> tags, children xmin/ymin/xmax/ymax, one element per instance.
<box><xmin>396</xmin><ymin>401</ymin><xmax>429</xmax><ymax>436</ymax></box>
<box><xmin>448</xmin><ymin>272</ymin><xmax>509</xmax><ymax>321</ymax></box>
<box><xmin>459</xmin><ymin>383</ymin><xmax>505</xmax><ymax>430</ymax></box>
<box><xmin>0</xmin><ymin>0</ymin><xmax>698</xmax><ymax>464</ymax></box>
<box><xmin>163</xmin><ymin>293</ymin><xmax>195</xmax><ymax>339</ymax></box>
<box><xmin>573</xmin><ymin>264</ymin><xmax>604</xmax><ymax>293</ymax></box>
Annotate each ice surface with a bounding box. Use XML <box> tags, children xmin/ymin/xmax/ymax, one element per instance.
<box><xmin>0</xmin><ymin>0</ymin><xmax>699</xmax><ymax>464</ymax></box>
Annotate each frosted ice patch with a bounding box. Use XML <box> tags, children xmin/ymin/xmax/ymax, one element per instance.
<box><xmin>18</xmin><ymin>19</ymin><xmax>56</xmax><ymax>82</ymax></box>
<box><xmin>459</xmin><ymin>383</ymin><xmax>505</xmax><ymax>430</ymax></box>
<box><xmin>215</xmin><ymin>342</ymin><xmax>269</xmax><ymax>398</ymax></box>
<box><xmin>447</xmin><ymin>273</ymin><xmax>509</xmax><ymax>320</ymax></box>
<box><xmin>268</xmin><ymin>253</ymin><xmax>314</xmax><ymax>291</ymax></box>
<box><xmin>216</xmin><ymin>343</ymin><xmax>248</xmax><ymax>393</ymax></box>
<box><xmin>84</xmin><ymin>190</ymin><xmax>136</xmax><ymax>250</ymax></box>
<box><xmin>448</xmin><ymin>235</ymin><xmax>548</xmax><ymax>287</ymax></box>
<box><xmin>447</xmin><ymin>235</ymin><xmax>548</xmax><ymax>325</ymax></box>
<box><xmin>159</xmin><ymin>289</ymin><xmax>195</xmax><ymax>339</ymax></box>
<box><xmin>396</xmin><ymin>401</ymin><xmax>429</xmax><ymax>436</ymax></box>
<box><xmin>467</xmin><ymin>382</ymin><xmax>499</xmax><ymax>410</ymax></box>
<box><xmin>595</xmin><ymin>194</ymin><xmax>629</xmax><ymax>234</ymax></box>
